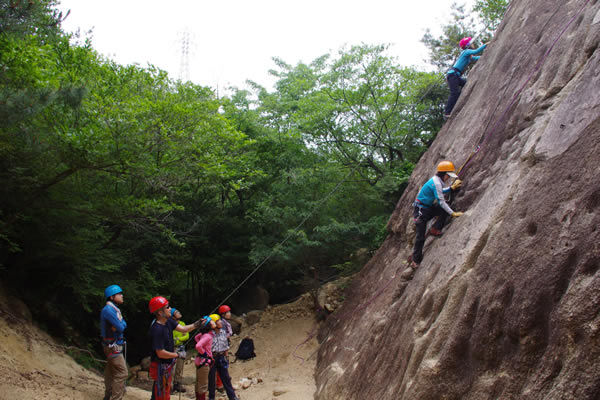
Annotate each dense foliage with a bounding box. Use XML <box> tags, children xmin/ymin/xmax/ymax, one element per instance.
<box><xmin>0</xmin><ymin>0</ymin><xmax>504</xmax><ymax>363</ymax></box>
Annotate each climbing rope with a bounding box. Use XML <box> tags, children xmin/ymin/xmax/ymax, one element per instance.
<box><xmin>180</xmin><ymin>161</ymin><xmax>366</xmax><ymax>349</ymax></box>
<box><xmin>181</xmin><ymin>65</ymin><xmax>449</xmax><ymax>350</ymax></box>
<box><xmin>292</xmin><ymin>265</ymin><xmax>402</xmax><ymax>362</ymax></box>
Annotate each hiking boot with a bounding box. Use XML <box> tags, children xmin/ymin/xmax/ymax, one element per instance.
<box><xmin>443</xmin><ymin>113</ymin><xmax>451</xmax><ymax>121</ymax></box>
<box><xmin>428</xmin><ymin>227</ymin><xmax>443</xmax><ymax>237</ymax></box>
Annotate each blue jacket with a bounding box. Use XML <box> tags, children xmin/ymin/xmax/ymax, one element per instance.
<box><xmin>448</xmin><ymin>44</ymin><xmax>487</xmax><ymax>75</ymax></box>
<box><xmin>416</xmin><ymin>175</ymin><xmax>454</xmax><ymax>215</ymax></box>
<box><xmin>100</xmin><ymin>301</ymin><xmax>127</xmax><ymax>345</ymax></box>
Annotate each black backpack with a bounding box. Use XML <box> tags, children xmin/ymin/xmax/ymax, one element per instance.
<box><xmin>235</xmin><ymin>337</ymin><xmax>256</xmax><ymax>360</ymax></box>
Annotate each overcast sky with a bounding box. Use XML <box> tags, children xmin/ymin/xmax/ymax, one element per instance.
<box><xmin>57</xmin><ymin>0</ymin><xmax>473</xmax><ymax>91</ymax></box>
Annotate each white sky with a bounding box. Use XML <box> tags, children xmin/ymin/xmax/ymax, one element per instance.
<box><xmin>57</xmin><ymin>0</ymin><xmax>473</xmax><ymax>91</ymax></box>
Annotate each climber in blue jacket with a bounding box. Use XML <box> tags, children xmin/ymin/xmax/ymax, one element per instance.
<box><xmin>100</xmin><ymin>284</ymin><xmax>128</xmax><ymax>400</ymax></box>
<box><xmin>411</xmin><ymin>161</ymin><xmax>464</xmax><ymax>268</ymax></box>
<box><xmin>444</xmin><ymin>37</ymin><xmax>487</xmax><ymax>119</ymax></box>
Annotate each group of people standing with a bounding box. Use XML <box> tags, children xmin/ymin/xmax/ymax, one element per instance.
<box><xmin>100</xmin><ymin>285</ymin><xmax>241</xmax><ymax>400</ymax></box>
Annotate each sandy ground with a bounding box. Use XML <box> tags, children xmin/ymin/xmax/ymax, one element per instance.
<box><xmin>0</xmin><ymin>303</ymin><xmax>149</xmax><ymax>400</ymax></box>
<box><xmin>175</xmin><ymin>294</ymin><xmax>319</xmax><ymax>400</ymax></box>
<box><xmin>0</xmin><ymin>291</ymin><xmax>318</xmax><ymax>400</ymax></box>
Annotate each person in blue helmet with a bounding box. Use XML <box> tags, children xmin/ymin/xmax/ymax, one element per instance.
<box><xmin>100</xmin><ymin>284</ymin><xmax>128</xmax><ymax>400</ymax></box>
<box><xmin>444</xmin><ymin>37</ymin><xmax>487</xmax><ymax>119</ymax></box>
<box><xmin>411</xmin><ymin>161</ymin><xmax>464</xmax><ymax>268</ymax></box>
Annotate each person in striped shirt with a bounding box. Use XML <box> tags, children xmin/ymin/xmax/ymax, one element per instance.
<box><xmin>208</xmin><ymin>315</ymin><xmax>240</xmax><ymax>400</ymax></box>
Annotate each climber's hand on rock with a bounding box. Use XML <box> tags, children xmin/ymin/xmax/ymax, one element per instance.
<box><xmin>451</xmin><ymin>211</ymin><xmax>464</xmax><ymax>218</ymax></box>
<box><xmin>451</xmin><ymin>179</ymin><xmax>462</xmax><ymax>190</ymax></box>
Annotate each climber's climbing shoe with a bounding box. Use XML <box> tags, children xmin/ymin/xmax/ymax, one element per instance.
<box><xmin>428</xmin><ymin>227</ymin><xmax>443</xmax><ymax>237</ymax></box>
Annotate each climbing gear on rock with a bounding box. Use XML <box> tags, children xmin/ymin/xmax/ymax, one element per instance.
<box><xmin>450</xmin><ymin>179</ymin><xmax>462</xmax><ymax>190</ymax></box>
<box><xmin>451</xmin><ymin>211</ymin><xmax>464</xmax><ymax>218</ymax></box>
<box><xmin>149</xmin><ymin>296</ymin><xmax>169</xmax><ymax>313</ymax></box>
<box><xmin>104</xmin><ymin>284</ymin><xmax>123</xmax><ymax>299</ymax></box>
<box><xmin>459</xmin><ymin>37</ymin><xmax>472</xmax><ymax>49</ymax></box>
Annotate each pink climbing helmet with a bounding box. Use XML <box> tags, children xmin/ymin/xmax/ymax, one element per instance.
<box><xmin>459</xmin><ymin>37</ymin><xmax>472</xmax><ymax>49</ymax></box>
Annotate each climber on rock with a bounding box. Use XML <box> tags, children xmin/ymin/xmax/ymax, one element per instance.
<box><xmin>444</xmin><ymin>37</ymin><xmax>487</xmax><ymax>119</ymax></box>
<box><xmin>411</xmin><ymin>161</ymin><xmax>464</xmax><ymax>268</ymax></box>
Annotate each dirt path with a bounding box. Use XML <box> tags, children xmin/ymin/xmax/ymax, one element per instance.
<box><xmin>177</xmin><ymin>294</ymin><xmax>319</xmax><ymax>400</ymax></box>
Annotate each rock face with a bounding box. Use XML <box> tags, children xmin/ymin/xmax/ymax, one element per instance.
<box><xmin>315</xmin><ymin>1</ymin><xmax>600</xmax><ymax>399</ymax></box>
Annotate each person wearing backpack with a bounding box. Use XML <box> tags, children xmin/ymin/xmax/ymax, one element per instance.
<box><xmin>194</xmin><ymin>316</ymin><xmax>216</xmax><ymax>400</ymax></box>
<box><xmin>208</xmin><ymin>316</ymin><xmax>240</xmax><ymax>400</ymax></box>
<box><xmin>101</xmin><ymin>284</ymin><xmax>128</xmax><ymax>400</ymax></box>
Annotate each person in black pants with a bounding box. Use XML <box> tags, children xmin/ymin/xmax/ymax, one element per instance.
<box><xmin>208</xmin><ymin>318</ymin><xmax>240</xmax><ymax>400</ymax></box>
<box><xmin>444</xmin><ymin>37</ymin><xmax>487</xmax><ymax>118</ymax></box>
<box><xmin>411</xmin><ymin>161</ymin><xmax>464</xmax><ymax>267</ymax></box>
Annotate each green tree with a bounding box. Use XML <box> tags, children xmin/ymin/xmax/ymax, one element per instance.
<box><xmin>474</xmin><ymin>0</ymin><xmax>510</xmax><ymax>31</ymax></box>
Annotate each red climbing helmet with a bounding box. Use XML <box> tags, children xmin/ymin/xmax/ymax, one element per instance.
<box><xmin>459</xmin><ymin>37</ymin><xmax>472</xmax><ymax>49</ymax></box>
<box><xmin>218</xmin><ymin>305</ymin><xmax>231</xmax><ymax>314</ymax></box>
<box><xmin>149</xmin><ymin>296</ymin><xmax>169</xmax><ymax>313</ymax></box>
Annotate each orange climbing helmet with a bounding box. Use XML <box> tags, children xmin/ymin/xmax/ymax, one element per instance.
<box><xmin>459</xmin><ymin>37</ymin><xmax>472</xmax><ymax>49</ymax></box>
<box><xmin>437</xmin><ymin>161</ymin><xmax>458</xmax><ymax>178</ymax></box>
<box><xmin>149</xmin><ymin>296</ymin><xmax>169</xmax><ymax>314</ymax></box>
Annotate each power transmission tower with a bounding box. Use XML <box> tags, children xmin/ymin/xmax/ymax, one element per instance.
<box><xmin>179</xmin><ymin>29</ymin><xmax>191</xmax><ymax>82</ymax></box>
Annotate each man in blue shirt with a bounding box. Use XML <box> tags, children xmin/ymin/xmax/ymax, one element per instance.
<box><xmin>444</xmin><ymin>37</ymin><xmax>487</xmax><ymax>118</ymax></box>
<box><xmin>100</xmin><ymin>284</ymin><xmax>128</xmax><ymax>400</ymax></box>
<box><xmin>411</xmin><ymin>161</ymin><xmax>464</xmax><ymax>268</ymax></box>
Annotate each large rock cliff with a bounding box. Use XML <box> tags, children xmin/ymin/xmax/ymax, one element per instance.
<box><xmin>315</xmin><ymin>0</ymin><xmax>600</xmax><ymax>398</ymax></box>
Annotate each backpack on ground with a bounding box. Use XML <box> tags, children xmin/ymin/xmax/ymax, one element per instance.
<box><xmin>235</xmin><ymin>337</ymin><xmax>256</xmax><ymax>361</ymax></box>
